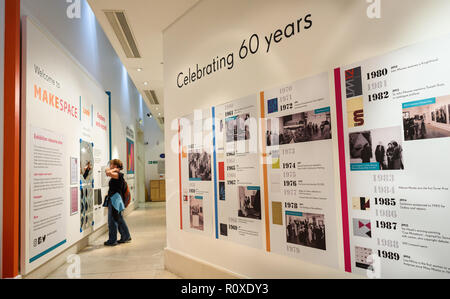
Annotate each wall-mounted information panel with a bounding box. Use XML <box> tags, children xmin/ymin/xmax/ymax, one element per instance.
<box><xmin>21</xmin><ymin>17</ymin><xmax>110</xmax><ymax>274</ymax></box>
<box><xmin>336</xmin><ymin>35</ymin><xmax>450</xmax><ymax>278</ymax></box>
<box><xmin>213</xmin><ymin>95</ymin><xmax>264</xmax><ymax>248</ymax></box>
<box><xmin>178</xmin><ymin>109</ymin><xmax>215</xmax><ymax>238</ymax></box>
<box><xmin>175</xmin><ymin>35</ymin><xmax>450</xmax><ymax>278</ymax></box>
<box><xmin>261</xmin><ymin>73</ymin><xmax>339</xmax><ymax>268</ymax></box>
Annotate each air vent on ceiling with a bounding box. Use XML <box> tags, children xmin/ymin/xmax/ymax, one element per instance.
<box><xmin>104</xmin><ymin>10</ymin><xmax>141</xmax><ymax>58</ymax></box>
<box><xmin>144</xmin><ymin>90</ymin><xmax>160</xmax><ymax>105</ymax></box>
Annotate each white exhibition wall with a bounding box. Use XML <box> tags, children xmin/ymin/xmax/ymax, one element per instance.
<box><xmin>0</xmin><ymin>0</ymin><xmax>5</xmax><ymax>278</ymax></box>
<box><xmin>17</xmin><ymin>0</ymin><xmax>162</xmax><ymax>275</ymax></box>
<box><xmin>21</xmin><ymin>17</ymin><xmax>112</xmax><ymax>274</ymax></box>
<box><xmin>163</xmin><ymin>0</ymin><xmax>450</xmax><ymax>278</ymax></box>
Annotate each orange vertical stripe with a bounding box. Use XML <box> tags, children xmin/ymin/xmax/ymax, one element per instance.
<box><xmin>260</xmin><ymin>92</ymin><xmax>270</xmax><ymax>252</ymax></box>
<box><xmin>3</xmin><ymin>0</ymin><xmax>21</xmax><ymax>278</ymax></box>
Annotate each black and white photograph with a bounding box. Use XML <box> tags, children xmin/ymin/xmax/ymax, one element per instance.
<box><xmin>188</xmin><ymin>150</ymin><xmax>212</xmax><ymax>181</ymax></box>
<box><xmin>349</xmin><ymin>126</ymin><xmax>404</xmax><ymax>170</ymax></box>
<box><xmin>285</xmin><ymin>212</ymin><xmax>326</xmax><ymax>250</ymax></box>
<box><xmin>266</xmin><ymin>109</ymin><xmax>331</xmax><ymax>146</ymax></box>
<box><xmin>80</xmin><ymin>140</ymin><xmax>94</xmax><ymax>184</ymax></box>
<box><xmin>189</xmin><ymin>196</ymin><xmax>204</xmax><ymax>231</ymax></box>
<box><xmin>94</xmin><ymin>189</ymin><xmax>102</xmax><ymax>206</ymax></box>
<box><xmin>225</xmin><ymin>117</ymin><xmax>236</xmax><ymax>142</ymax></box>
<box><xmin>237</xmin><ymin>113</ymin><xmax>251</xmax><ymax>141</ymax></box>
<box><xmin>238</xmin><ymin>186</ymin><xmax>261</xmax><ymax>220</ymax></box>
<box><xmin>219</xmin><ymin>181</ymin><xmax>225</xmax><ymax>201</ymax></box>
<box><xmin>226</xmin><ymin>113</ymin><xmax>251</xmax><ymax>142</ymax></box>
<box><xmin>220</xmin><ymin>223</ymin><xmax>228</xmax><ymax>236</ymax></box>
<box><xmin>436</xmin><ymin>106</ymin><xmax>448</xmax><ymax>124</ymax></box>
<box><xmin>403</xmin><ymin>96</ymin><xmax>450</xmax><ymax>141</ymax></box>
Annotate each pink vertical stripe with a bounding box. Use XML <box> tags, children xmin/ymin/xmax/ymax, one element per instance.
<box><xmin>334</xmin><ymin>68</ymin><xmax>352</xmax><ymax>272</ymax></box>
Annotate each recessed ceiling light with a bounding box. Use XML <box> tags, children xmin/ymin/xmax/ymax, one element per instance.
<box><xmin>158</xmin><ymin>113</ymin><xmax>161</xmax><ymax>116</ymax></box>
<box><xmin>143</xmin><ymin>81</ymin><xmax>148</xmax><ymax>85</ymax></box>
<box><xmin>137</xmin><ymin>68</ymin><xmax>143</xmax><ymax>72</ymax></box>
<box><xmin>156</xmin><ymin>107</ymin><xmax>159</xmax><ymax>110</ymax></box>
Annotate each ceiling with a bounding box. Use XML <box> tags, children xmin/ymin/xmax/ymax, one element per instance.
<box><xmin>87</xmin><ymin>0</ymin><xmax>200</xmax><ymax>128</ymax></box>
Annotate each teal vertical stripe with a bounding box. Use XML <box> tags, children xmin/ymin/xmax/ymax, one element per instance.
<box><xmin>106</xmin><ymin>91</ymin><xmax>112</xmax><ymax>160</ymax></box>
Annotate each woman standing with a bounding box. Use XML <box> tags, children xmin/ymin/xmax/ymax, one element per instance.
<box><xmin>392</xmin><ymin>142</ymin><xmax>404</xmax><ymax>170</ymax></box>
<box><xmin>386</xmin><ymin>143</ymin><xmax>394</xmax><ymax>169</ymax></box>
<box><xmin>104</xmin><ymin>159</ymin><xmax>132</xmax><ymax>246</ymax></box>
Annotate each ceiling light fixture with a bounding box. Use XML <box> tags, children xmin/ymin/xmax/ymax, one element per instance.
<box><xmin>143</xmin><ymin>81</ymin><xmax>148</xmax><ymax>86</ymax></box>
<box><xmin>137</xmin><ymin>68</ymin><xmax>143</xmax><ymax>72</ymax></box>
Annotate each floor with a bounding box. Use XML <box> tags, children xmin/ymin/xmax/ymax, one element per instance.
<box><xmin>46</xmin><ymin>202</ymin><xmax>180</xmax><ymax>279</ymax></box>
<box><xmin>405</xmin><ymin>123</ymin><xmax>450</xmax><ymax>140</ymax></box>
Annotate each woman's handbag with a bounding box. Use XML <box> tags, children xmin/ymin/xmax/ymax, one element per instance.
<box><xmin>103</xmin><ymin>195</ymin><xmax>110</xmax><ymax>207</ymax></box>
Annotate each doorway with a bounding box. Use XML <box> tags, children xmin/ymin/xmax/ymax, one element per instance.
<box><xmin>135</xmin><ymin>123</ymin><xmax>146</xmax><ymax>204</ymax></box>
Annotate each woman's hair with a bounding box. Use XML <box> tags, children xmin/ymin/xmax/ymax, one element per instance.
<box><xmin>110</xmin><ymin>159</ymin><xmax>123</xmax><ymax>170</ymax></box>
